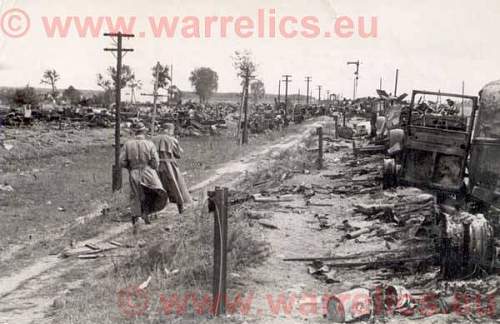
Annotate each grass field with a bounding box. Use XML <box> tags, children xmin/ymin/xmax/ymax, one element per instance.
<box><xmin>0</xmin><ymin>122</ymin><xmax>299</xmax><ymax>281</ymax></box>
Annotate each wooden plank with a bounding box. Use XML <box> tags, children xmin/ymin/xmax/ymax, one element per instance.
<box><xmin>85</xmin><ymin>243</ymin><xmax>100</xmax><ymax>251</ymax></box>
<box><xmin>78</xmin><ymin>254</ymin><xmax>102</xmax><ymax>259</ymax></box>
<box><xmin>62</xmin><ymin>245</ymin><xmax>118</xmax><ymax>258</ymax></box>
<box><xmin>251</xmin><ymin>194</ymin><xmax>295</xmax><ymax>202</ymax></box>
<box><xmin>108</xmin><ymin>240</ymin><xmax>123</xmax><ymax>247</ymax></box>
<box><xmin>258</xmin><ymin>221</ymin><xmax>279</xmax><ymax>230</ymax></box>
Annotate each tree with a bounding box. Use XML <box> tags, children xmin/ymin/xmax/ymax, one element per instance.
<box><xmin>232</xmin><ymin>50</ymin><xmax>256</xmax><ymax>85</ymax></box>
<box><xmin>12</xmin><ymin>85</ymin><xmax>39</xmax><ymax>106</ymax></box>
<box><xmin>250</xmin><ymin>80</ymin><xmax>265</xmax><ymax>105</ymax></box>
<box><xmin>188</xmin><ymin>67</ymin><xmax>218</xmax><ymax>103</ymax></box>
<box><xmin>40</xmin><ymin>69</ymin><xmax>60</xmax><ymax>98</ymax></box>
<box><xmin>152</xmin><ymin>63</ymin><xmax>171</xmax><ymax>89</ymax></box>
<box><xmin>63</xmin><ymin>86</ymin><xmax>82</xmax><ymax>105</ymax></box>
<box><xmin>97</xmin><ymin>65</ymin><xmax>135</xmax><ymax>107</ymax></box>
<box><xmin>97</xmin><ymin>65</ymin><xmax>135</xmax><ymax>91</ymax></box>
<box><xmin>232</xmin><ymin>50</ymin><xmax>257</xmax><ymax>145</ymax></box>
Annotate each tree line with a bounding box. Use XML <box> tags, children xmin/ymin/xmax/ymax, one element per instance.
<box><xmin>7</xmin><ymin>52</ymin><xmax>266</xmax><ymax>107</ymax></box>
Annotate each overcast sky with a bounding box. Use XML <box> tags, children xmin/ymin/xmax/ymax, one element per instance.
<box><xmin>0</xmin><ymin>0</ymin><xmax>499</xmax><ymax>99</ymax></box>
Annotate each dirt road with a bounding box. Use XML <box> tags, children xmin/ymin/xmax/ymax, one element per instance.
<box><xmin>0</xmin><ymin>119</ymin><xmax>328</xmax><ymax>324</ymax></box>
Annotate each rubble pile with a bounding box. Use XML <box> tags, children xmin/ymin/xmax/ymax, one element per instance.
<box><xmin>0</xmin><ymin>101</ymin><xmax>239</xmax><ymax>136</ymax></box>
<box><xmin>248</xmin><ymin>110</ymin><xmax>499</xmax><ymax>323</ymax></box>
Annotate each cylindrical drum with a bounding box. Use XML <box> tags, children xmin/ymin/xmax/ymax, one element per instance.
<box><xmin>326</xmin><ymin>288</ymin><xmax>372</xmax><ymax>322</ymax></box>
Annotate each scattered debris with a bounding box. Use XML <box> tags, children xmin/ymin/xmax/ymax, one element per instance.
<box><xmin>0</xmin><ymin>184</ymin><xmax>14</xmax><ymax>192</ymax></box>
<box><xmin>61</xmin><ymin>242</ymin><xmax>119</xmax><ymax>258</ymax></box>
<box><xmin>326</xmin><ymin>288</ymin><xmax>372</xmax><ymax>322</ymax></box>
<box><xmin>251</xmin><ymin>193</ymin><xmax>295</xmax><ymax>203</ymax></box>
<box><xmin>138</xmin><ymin>276</ymin><xmax>152</xmax><ymax>290</ymax></box>
<box><xmin>244</xmin><ymin>210</ymin><xmax>272</xmax><ymax>220</ymax></box>
<box><xmin>257</xmin><ymin>221</ymin><xmax>279</xmax><ymax>230</ymax></box>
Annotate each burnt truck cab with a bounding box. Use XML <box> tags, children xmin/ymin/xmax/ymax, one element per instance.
<box><xmin>469</xmin><ymin>80</ymin><xmax>500</xmax><ymax>208</ymax></box>
<box><xmin>398</xmin><ymin>90</ymin><xmax>478</xmax><ymax>197</ymax></box>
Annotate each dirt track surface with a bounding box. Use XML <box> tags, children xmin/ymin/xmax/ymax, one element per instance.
<box><xmin>0</xmin><ymin>119</ymin><xmax>328</xmax><ymax>324</ymax></box>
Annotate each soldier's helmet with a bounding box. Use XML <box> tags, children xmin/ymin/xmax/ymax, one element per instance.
<box><xmin>132</xmin><ymin>121</ymin><xmax>147</xmax><ymax>133</ymax></box>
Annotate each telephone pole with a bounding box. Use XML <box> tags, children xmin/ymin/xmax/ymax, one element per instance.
<box><xmin>169</xmin><ymin>64</ymin><xmax>174</xmax><ymax>102</ymax></box>
<box><xmin>347</xmin><ymin>60</ymin><xmax>360</xmax><ymax>100</ymax></box>
<box><xmin>394</xmin><ymin>69</ymin><xmax>399</xmax><ymax>97</ymax></box>
<box><xmin>141</xmin><ymin>62</ymin><xmax>167</xmax><ymax>136</ymax></box>
<box><xmin>317</xmin><ymin>85</ymin><xmax>322</xmax><ymax>102</ymax></box>
<box><xmin>282</xmin><ymin>75</ymin><xmax>292</xmax><ymax>126</ymax></box>
<box><xmin>242</xmin><ymin>68</ymin><xmax>255</xmax><ymax>144</ymax></box>
<box><xmin>305</xmin><ymin>76</ymin><xmax>312</xmax><ymax>105</ymax></box>
<box><xmin>461</xmin><ymin>81</ymin><xmax>465</xmax><ymax>118</ymax></box>
<box><xmin>277</xmin><ymin>80</ymin><xmax>281</xmax><ymax>105</ymax></box>
<box><xmin>104</xmin><ymin>32</ymin><xmax>134</xmax><ymax>192</ymax></box>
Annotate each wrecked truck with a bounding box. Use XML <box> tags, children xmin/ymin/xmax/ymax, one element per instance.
<box><xmin>469</xmin><ymin>80</ymin><xmax>500</xmax><ymax>210</ymax></box>
<box><xmin>384</xmin><ymin>89</ymin><xmax>477</xmax><ymax>199</ymax></box>
<box><xmin>384</xmin><ymin>83</ymin><xmax>500</xmax><ymax>213</ymax></box>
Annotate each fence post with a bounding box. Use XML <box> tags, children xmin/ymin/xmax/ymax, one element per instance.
<box><xmin>208</xmin><ymin>187</ymin><xmax>228</xmax><ymax>316</ymax></box>
<box><xmin>317</xmin><ymin>127</ymin><xmax>323</xmax><ymax>170</ymax></box>
<box><xmin>334</xmin><ymin>116</ymin><xmax>339</xmax><ymax>139</ymax></box>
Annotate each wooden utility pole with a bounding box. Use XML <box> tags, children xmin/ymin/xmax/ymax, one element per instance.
<box><xmin>141</xmin><ymin>62</ymin><xmax>166</xmax><ymax>136</ymax></box>
<box><xmin>208</xmin><ymin>187</ymin><xmax>229</xmax><ymax>316</ymax></box>
<box><xmin>394</xmin><ymin>69</ymin><xmax>399</xmax><ymax>97</ymax></box>
<box><xmin>152</xmin><ymin>62</ymin><xmax>160</xmax><ymax>136</ymax></box>
<box><xmin>379</xmin><ymin>77</ymin><xmax>383</xmax><ymax>90</ymax></box>
<box><xmin>305</xmin><ymin>76</ymin><xmax>312</xmax><ymax>105</ymax></box>
<box><xmin>169</xmin><ymin>64</ymin><xmax>174</xmax><ymax>102</ymax></box>
<box><xmin>317</xmin><ymin>127</ymin><xmax>323</xmax><ymax>169</ymax></box>
<box><xmin>317</xmin><ymin>85</ymin><xmax>322</xmax><ymax>102</ymax></box>
<box><xmin>242</xmin><ymin>68</ymin><xmax>254</xmax><ymax>144</ymax></box>
<box><xmin>347</xmin><ymin>60</ymin><xmax>360</xmax><ymax>100</ymax></box>
<box><xmin>282</xmin><ymin>75</ymin><xmax>292</xmax><ymax>126</ymax></box>
<box><xmin>277</xmin><ymin>80</ymin><xmax>281</xmax><ymax>105</ymax></box>
<box><xmin>104</xmin><ymin>32</ymin><xmax>134</xmax><ymax>192</ymax></box>
<box><xmin>334</xmin><ymin>116</ymin><xmax>339</xmax><ymax>139</ymax></box>
<box><xmin>461</xmin><ymin>81</ymin><xmax>465</xmax><ymax>118</ymax></box>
